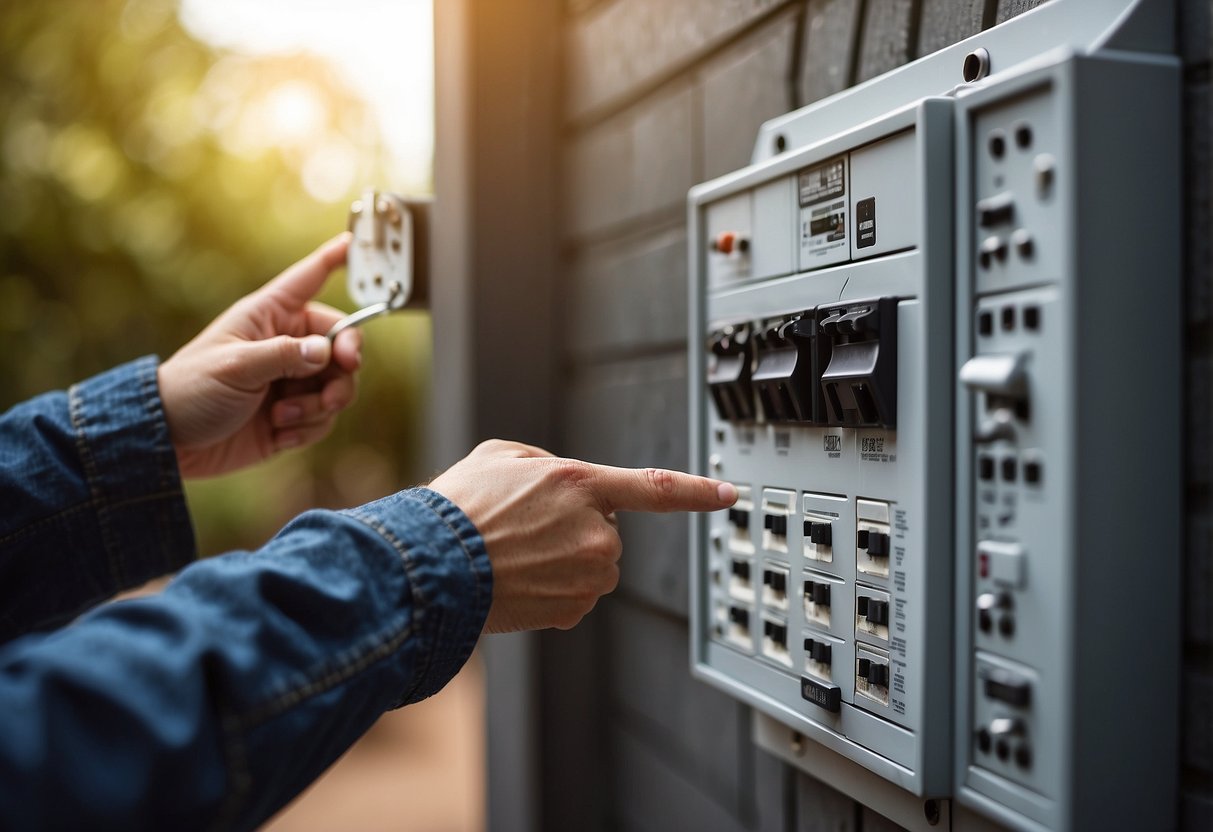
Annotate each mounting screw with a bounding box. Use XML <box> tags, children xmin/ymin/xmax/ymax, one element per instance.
<box><xmin>924</xmin><ymin>799</ymin><xmax>942</xmax><ymax>826</ymax></box>
<box><xmin>962</xmin><ymin>48</ymin><xmax>991</xmax><ymax>83</ymax></box>
<box><xmin>774</xmin><ymin>133</ymin><xmax>787</xmax><ymax>153</ymax></box>
<box><xmin>790</xmin><ymin>731</ymin><xmax>805</xmax><ymax>756</ymax></box>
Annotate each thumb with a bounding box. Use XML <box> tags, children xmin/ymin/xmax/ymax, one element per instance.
<box><xmin>224</xmin><ymin>334</ymin><xmax>331</xmax><ymax>389</ymax></box>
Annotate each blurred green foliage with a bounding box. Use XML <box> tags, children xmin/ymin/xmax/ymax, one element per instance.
<box><xmin>0</xmin><ymin>0</ymin><xmax>432</xmax><ymax>556</ymax></box>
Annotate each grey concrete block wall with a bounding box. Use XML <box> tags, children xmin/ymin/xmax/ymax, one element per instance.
<box><xmin>543</xmin><ymin>0</ymin><xmax>1213</xmax><ymax>828</ymax></box>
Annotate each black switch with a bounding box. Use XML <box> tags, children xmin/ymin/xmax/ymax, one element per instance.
<box><xmin>856</xmin><ymin>596</ymin><xmax>869</xmax><ymax>617</ymax></box>
<box><xmin>867</xmin><ymin>663</ymin><xmax>889</xmax><ymax>688</ymax></box>
<box><xmin>801</xmin><ymin>676</ymin><xmax>841</xmax><ymax>712</ymax></box>
<box><xmin>807</xmin><ymin>521</ymin><xmax>832</xmax><ymax>546</ymax></box>
<box><xmin>804</xmin><ymin>581</ymin><xmax>830</xmax><ymax>606</ymax></box>
<box><xmin>866</xmin><ymin>600</ymin><xmax>889</xmax><ymax>626</ymax></box>
<box><xmin>817</xmin><ymin>297</ymin><xmax>898</xmax><ymax>428</ymax></box>
<box><xmin>728</xmin><ymin>508</ymin><xmax>749</xmax><ymax>529</ymax></box>
<box><xmin>763</xmin><ymin>620</ymin><xmax>787</xmax><ymax>643</ymax></box>
<box><xmin>984</xmin><ymin>668</ymin><xmax>1031</xmax><ymax>708</ymax></box>
<box><xmin>977</xmin><ymin>192</ymin><xmax>1015</xmax><ymax>227</ymax></box>
<box><xmin>763</xmin><ymin>514</ymin><xmax>774</xmax><ymax>530</ymax></box>
<box><xmin>729</xmin><ymin>607</ymin><xmax>749</xmax><ymax>627</ymax></box>
<box><xmin>731</xmin><ymin>560</ymin><xmax>750</xmax><ymax>581</ymax></box>
<box><xmin>857</xmin><ymin>658</ymin><xmax>871</xmax><ymax>677</ymax></box>
<box><xmin>866</xmin><ymin>531</ymin><xmax>889</xmax><ymax>558</ymax></box>
<box><xmin>770</xmin><ymin>515</ymin><xmax>788</xmax><ymax>537</ymax></box>
<box><xmin>707</xmin><ymin>324</ymin><xmax>756</xmax><ymax>422</ymax></box>
<box><xmin>804</xmin><ymin>638</ymin><xmax>832</xmax><ymax>665</ymax></box>
<box><xmin>771</xmin><ymin>572</ymin><xmax>787</xmax><ymax>594</ymax></box>
<box><xmin>857</xmin><ymin>529</ymin><xmax>869</xmax><ymax>549</ymax></box>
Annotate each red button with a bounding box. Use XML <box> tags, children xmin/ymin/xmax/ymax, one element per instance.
<box><xmin>712</xmin><ymin>231</ymin><xmax>736</xmax><ymax>254</ymax></box>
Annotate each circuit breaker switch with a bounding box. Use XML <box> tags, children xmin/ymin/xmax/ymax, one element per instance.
<box><xmin>983</xmin><ymin>667</ymin><xmax>1032</xmax><ymax>708</ymax></box>
<box><xmin>806</xmin><ymin>521</ymin><xmax>832</xmax><ymax>545</ymax></box>
<box><xmin>804</xmin><ymin>580</ymin><xmax>831</xmax><ymax>606</ymax></box>
<box><xmin>707</xmin><ymin>325</ymin><xmax>756</xmax><ymax>422</ymax></box>
<box><xmin>977</xmin><ymin>191</ymin><xmax>1015</xmax><ymax>227</ymax></box>
<box><xmin>818</xmin><ymin>297</ymin><xmax>898</xmax><ymax>428</ymax></box>
<box><xmin>804</xmin><ymin>638</ymin><xmax>833</xmax><ymax>665</ymax></box>
<box><xmin>865</xmin><ymin>531</ymin><xmax>890</xmax><ymax>557</ymax></box>
<box><xmin>752</xmin><ymin>315</ymin><xmax>826</xmax><ymax>423</ymax></box>
<box><xmin>864</xmin><ymin>600</ymin><xmax>890</xmax><ymax>626</ymax></box>
<box><xmin>959</xmin><ymin>352</ymin><xmax>1029</xmax><ymax>397</ymax></box>
<box><xmin>989</xmin><ymin>717</ymin><xmax>1026</xmax><ymax>738</ymax></box>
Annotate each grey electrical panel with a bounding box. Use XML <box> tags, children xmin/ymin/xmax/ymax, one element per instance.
<box><xmin>687</xmin><ymin>2</ymin><xmax>1181</xmax><ymax>830</ymax></box>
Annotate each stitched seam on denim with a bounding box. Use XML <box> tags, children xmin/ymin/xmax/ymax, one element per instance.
<box><xmin>209</xmin><ymin>709</ymin><xmax>252</xmax><ymax>831</ymax></box>
<box><xmin>0</xmin><ymin>490</ymin><xmax>184</xmax><ymax>549</ymax></box>
<box><xmin>68</xmin><ymin>383</ymin><xmax>124</xmax><ymax>590</ymax></box>
<box><xmin>237</xmin><ymin>622</ymin><xmax>414</xmax><ymax>729</ymax></box>
<box><xmin>414</xmin><ymin>494</ymin><xmax>486</xmax><ymax>616</ymax></box>
<box><xmin>346</xmin><ymin>507</ymin><xmax>438</xmax><ymax>703</ymax></box>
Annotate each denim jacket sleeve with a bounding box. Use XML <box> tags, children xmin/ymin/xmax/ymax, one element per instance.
<box><xmin>0</xmin><ymin>356</ymin><xmax>196</xmax><ymax>641</ymax></box>
<box><xmin>0</xmin><ymin>360</ymin><xmax>493</xmax><ymax>831</ymax></box>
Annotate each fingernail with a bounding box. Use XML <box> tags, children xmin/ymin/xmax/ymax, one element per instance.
<box><xmin>279</xmin><ymin>404</ymin><xmax>303</xmax><ymax>424</ymax></box>
<box><xmin>301</xmin><ymin>335</ymin><xmax>329</xmax><ymax>364</ymax></box>
<box><xmin>717</xmin><ymin>482</ymin><xmax>738</xmax><ymax>504</ymax></box>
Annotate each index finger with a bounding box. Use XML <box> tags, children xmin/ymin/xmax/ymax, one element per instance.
<box><xmin>264</xmin><ymin>232</ymin><xmax>352</xmax><ymax>307</ymax></box>
<box><xmin>587</xmin><ymin>465</ymin><xmax>737</xmax><ymax>515</ymax></box>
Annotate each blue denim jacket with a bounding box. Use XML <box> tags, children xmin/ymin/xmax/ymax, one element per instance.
<box><xmin>0</xmin><ymin>357</ymin><xmax>492</xmax><ymax>830</ymax></box>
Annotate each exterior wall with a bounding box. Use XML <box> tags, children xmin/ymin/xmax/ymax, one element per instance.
<box><xmin>443</xmin><ymin>1</ymin><xmax>1212</xmax><ymax>829</ymax></box>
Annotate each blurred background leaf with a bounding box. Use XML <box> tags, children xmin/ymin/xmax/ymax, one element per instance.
<box><xmin>0</xmin><ymin>0</ymin><xmax>433</xmax><ymax>556</ymax></box>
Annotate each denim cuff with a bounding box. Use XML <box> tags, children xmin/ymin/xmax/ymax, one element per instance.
<box><xmin>67</xmin><ymin>356</ymin><xmax>196</xmax><ymax>591</ymax></box>
<box><xmin>344</xmin><ymin>487</ymin><xmax>491</xmax><ymax>705</ymax></box>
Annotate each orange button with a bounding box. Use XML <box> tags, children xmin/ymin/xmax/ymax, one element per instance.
<box><xmin>712</xmin><ymin>231</ymin><xmax>736</xmax><ymax>254</ymax></box>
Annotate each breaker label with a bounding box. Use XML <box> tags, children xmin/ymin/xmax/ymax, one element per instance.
<box><xmin>822</xmin><ymin>433</ymin><xmax>842</xmax><ymax>459</ymax></box>
<box><xmin>860</xmin><ymin>435</ymin><xmax>895</xmax><ymax>463</ymax></box>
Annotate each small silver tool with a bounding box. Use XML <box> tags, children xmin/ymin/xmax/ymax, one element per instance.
<box><xmin>326</xmin><ymin>280</ymin><xmax>406</xmax><ymax>341</ymax></box>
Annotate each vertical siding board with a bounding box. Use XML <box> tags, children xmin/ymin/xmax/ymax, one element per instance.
<box><xmin>801</xmin><ymin>0</ymin><xmax>865</xmax><ymax>105</ymax></box>
<box><xmin>611</xmin><ymin>726</ymin><xmax>751</xmax><ymax>832</ymax></box>
<box><xmin>1178</xmin><ymin>0</ymin><xmax>1211</xmax><ymax>66</ymax></box>
<box><xmin>607</xmin><ymin>600</ymin><xmax>752</xmax><ymax>811</ymax></box>
<box><xmin>994</xmin><ymin>0</ymin><xmax>1048</xmax><ymax>25</ymax></box>
<box><xmin>564</xmin><ymin>356</ymin><xmax>692</xmax><ymax>614</ymax></box>
<box><xmin>564</xmin><ymin>84</ymin><xmax>697</xmax><ymax>241</ymax></box>
<box><xmin>700</xmin><ymin>11</ymin><xmax>799</xmax><ymax>179</ymax></box>
<box><xmin>565</xmin><ymin>227</ymin><xmax>688</xmax><ymax>359</ymax></box>
<box><xmin>917</xmin><ymin>0</ymin><xmax>985</xmax><ymax>56</ymax></box>
<box><xmin>860</xmin><ymin>806</ymin><xmax>911</xmax><ymax>832</ymax></box>
<box><xmin>855</xmin><ymin>0</ymin><xmax>918</xmax><ymax>83</ymax></box>
<box><xmin>1185</xmin><ymin>82</ymin><xmax>1212</xmax><ymax>327</ymax></box>
<box><xmin>796</xmin><ymin>773</ymin><xmax>862</xmax><ymax>831</ymax></box>
<box><xmin>566</xmin><ymin>0</ymin><xmax>790</xmax><ymax>120</ymax></box>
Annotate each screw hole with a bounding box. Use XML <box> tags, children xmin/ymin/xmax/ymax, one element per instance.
<box><xmin>963</xmin><ymin>48</ymin><xmax>990</xmax><ymax>83</ymax></box>
<box><xmin>774</xmin><ymin>134</ymin><xmax>787</xmax><ymax>153</ymax></box>
<box><xmin>1015</xmin><ymin>123</ymin><xmax>1033</xmax><ymax>149</ymax></box>
<box><xmin>924</xmin><ymin>799</ymin><xmax>942</xmax><ymax>826</ymax></box>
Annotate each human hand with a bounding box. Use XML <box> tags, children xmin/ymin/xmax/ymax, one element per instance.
<box><xmin>158</xmin><ymin>233</ymin><xmax>363</xmax><ymax>479</ymax></box>
<box><xmin>428</xmin><ymin>439</ymin><xmax>739</xmax><ymax>634</ymax></box>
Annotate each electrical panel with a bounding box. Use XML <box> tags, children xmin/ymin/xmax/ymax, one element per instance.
<box><xmin>688</xmin><ymin>3</ymin><xmax>1180</xmax><ymax>829</ymax></box>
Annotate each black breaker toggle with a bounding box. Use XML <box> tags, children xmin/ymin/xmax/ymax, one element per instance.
<box><xmin>751</xmin><ymin>315</ymin><xmax>829</xmax><ymax>423</ymax></box>
<box><xmin>706</xmin><ymin>296</ymin><xmax>897</xmax><ymax>428</ymax></box>
<box><xmin>707</xmin><ymin>325</ymin><xmax>755</xmax><ymax>422</ymax></box>
<box><xmin>818</xmin><ymin>297</ymin><xmax>898</xmax><ymax>428</ymax></box>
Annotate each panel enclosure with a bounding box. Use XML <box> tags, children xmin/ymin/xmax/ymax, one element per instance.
<box><xmin>951</xmin><ymin>54</ymin><xmax>1181</xmax><ymax>831</ymax></box>
<box><xmin>689</xmin><ymin>99</ymin><xmax>956</xmax><ymax>797</ymax></box>
<box><xmin>689</xmin><ymin>31</ymin><xmax>1180</xmax><ymax>832</ymax></box>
